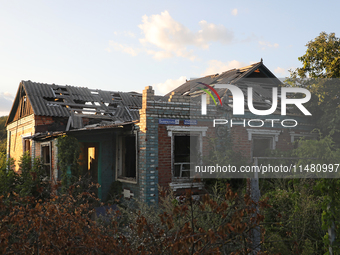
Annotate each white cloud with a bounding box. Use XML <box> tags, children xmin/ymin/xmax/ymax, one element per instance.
<box><xmin>124</xmin><ymin>31</ymin><xmax>135</xmax><ymax>38</ymax></box>
<box><xmin>138</xmin><ymin>11</ymin><xmax>234</xmax><ymax>60</ymax></box>
<box><xmin>0</xmin><ymin>92</ymin><xmax>14</xmax><ymax>116</ymax></box>
<box><xmin>201</xmin><ymin>60</ymin><xmax>247</xmax><ymax>76</ymax></box>
<box><xmin>3</xmin><ymin>92</ymin><xmax>13</xmax><ymax>98</ymax></box>
<box><xmin>106</xmin><ymin>41</ymin><xmax>139</xmax><ymax>56</ymax></box>
<box><xmin>274</xmin><ymin>67</ymin><xmax>287</xmax><ymax>76</ymax></box>
<box><xmin>153</xmin><ymin>76</ymin><xmax>187</xmax><ymax>95</ymax></box>
<box><xmin>113</xmin><ymin>31</ymin><xmax>135</xmax><ymax>38</ymax></box>
<box><xmin>231</xmin><ymin>8</ymin><xmax>238</xmax><ymax>16</ymax></box>
<box><xmin>258</xmin><ymin>41</ymin><xmax>279</xmax><ymax>50</ymax></box>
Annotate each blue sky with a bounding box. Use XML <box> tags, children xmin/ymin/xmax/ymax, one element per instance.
<box><xmin>0</xmin><ymin>0</ymin><xmax>339</xmax><ymax>116</ymax></box>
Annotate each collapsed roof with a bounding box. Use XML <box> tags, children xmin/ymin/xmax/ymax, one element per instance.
<box><xmin>6</xmin><ymin>61</ymin><xmax>288</xmax><ymax>130</ymax></box>
<box><xmin>6</xmin><ymin>81</ymin><xmax>143</xmax><ymax>129</ymax></box>
<box><xmin>164</xmin><ymin>61</ymin><xmax>283</xmax><ymax>111</ymax></box>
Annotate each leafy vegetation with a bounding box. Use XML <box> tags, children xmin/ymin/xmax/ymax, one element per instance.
<box><xmin>0</xmin><ymin>116</ymin><xmax>7</xmax><ymax>154</ymax></box>
<box><xmin>1</xmin><ymin>32</ymin><xmax>340</xmax><ymax>254</ymax></box>
<box><xmin>288</xmin><ymin>32</ymin><xmax>340</xmax><ymax>254</ymax></box>
<box><xmin>0</xmin><ymin>150</ymin><xmax>268</xmax><ymax>254</ymax></box>
<box><xmin>287</xmin><ymin>32</ymin><xmax>340</xmax><ymax>140</ymax></box>
<box><xmin>57</xmin><ymin>135</ymin><xmax>82</xmax><ymax>190</ymax></box>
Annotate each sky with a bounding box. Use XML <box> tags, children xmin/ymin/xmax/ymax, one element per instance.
<box><xmin>0</xmin><ymin>0</ymin><xmax>339</xmax><ymax>116</ymax></box>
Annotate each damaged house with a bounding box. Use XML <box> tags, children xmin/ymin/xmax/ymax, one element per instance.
<box><xmin>6</xmin><ymin>61</ymin><xmax>315</xmax><ymax>203</ymax></box>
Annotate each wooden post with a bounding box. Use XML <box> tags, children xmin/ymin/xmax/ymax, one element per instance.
<box><xmin>251</xmin><ymin>157</ymin><xmax>261</xmax><ymax>254</ymax></box>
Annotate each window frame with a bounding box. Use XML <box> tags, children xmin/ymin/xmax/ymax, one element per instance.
<box><xmin>247</xmin><ymin>129</ymin><xmax>281</xmax><ymax>160</ymax></box>
<box><xmin>40</xmin><ymin>142</ymin><xmax>52</xmax><ymax>180</ymax></box>
<box><xmin>172</xmin><ymin>133</ymin><xmax>199</xmax><ymax>179</ymax></box>
<box><xmin>21</xmin><ymin>133</ymin><xmax>32</xmax><ymax>155</ymax></box>
<box><xmin>167</xmin><ymin>126</ymin><xmax>207</xmax><ymax>182</ymax></box>
<box><xmin>252</xmin><ymin>136</ymin><xmax>274</xmax><ymax>158</ymax></box>
<box><xmin>289</xmin><ymin>131</ymin><xmax>317</xmax><ymax>148</ymax></box>
<box><xmin>116</xmin><ymin>130</ymin><xmax>138</xmax><ymax>184</ymax></box>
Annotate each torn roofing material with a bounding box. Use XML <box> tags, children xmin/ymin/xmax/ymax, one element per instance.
<box><xmin>7</xmin><ymin>80</ymin><xmax>143</xmax><ymax>127</ymax></box>
<box><xmin>163</xmin><ymin>61</ymin><xmax>283</xmax><ymax>111</ymax></box>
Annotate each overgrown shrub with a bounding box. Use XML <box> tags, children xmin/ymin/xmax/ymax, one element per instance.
<box><xmin>0</xmin><ymin>152</ymin><xmax>50</xmax><ymax>201</ymax></box>
<box><xmin>56</xmin><ymin>135</ymin><xmax>81</xmax><ymax>191</ymax></box>
<box><xmin>115</xmin><ymin>184</ymin><xmax>270</xmax><ymax>254</ymax></box>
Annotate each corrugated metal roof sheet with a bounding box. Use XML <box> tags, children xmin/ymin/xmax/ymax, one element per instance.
<box><xmin>164</xmin><ymin>61</ymin><xmax>282</xmax><ymax>110</ymax></box>
<box><xmin>22</xmin><ymin>81</ymin><xmax>142</xmax><ymax>124</ymax></box>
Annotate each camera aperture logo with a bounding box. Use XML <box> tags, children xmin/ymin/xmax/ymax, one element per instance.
<box><xmin>198</xmin><ymin>83</ymin><xmax>312</xmax><ymax>128</ymax></box>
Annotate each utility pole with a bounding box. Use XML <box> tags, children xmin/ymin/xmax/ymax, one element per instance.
<box><xmin>251</xmin><ymin>157</ymin><xmax>261</xmax><ymax>254</ymax></box>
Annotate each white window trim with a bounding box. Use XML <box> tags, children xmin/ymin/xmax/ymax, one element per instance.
<box><xmin>289</xmin><ymin>132</ymin><xmax>317</xmax><ymax>143</ymax></box>
<box><xmin>166</xmin><ymin>126</ymin><xmax>208</xmax><ymax>137</ymax></box>
<box><xmin>21</xmin><ymin>133</ymin><xmax>32</xmax><ymax>154</ymax></box>
<box><xmin>167</xmin><ymin>126</ymin><xmax>207</xmax><ymax>182</ymax></box>
<box><xmin>246</xmin><ymin>129</ymin><xmax>281</xmax><ymax>149</ymax></box>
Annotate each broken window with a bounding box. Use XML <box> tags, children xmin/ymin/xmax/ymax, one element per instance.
<box><xmin>117</xmin><ymin>133</ymin><xmax>137</xmax><ymax>181</ymax></box>
<box><xmin>78</xmin><ymin>143</ymin><xmax>99</xmax><ymax>184</ymax></box>
<box><xmin>24</xmin><ymin>139</ymin><xmax>31</xmax><ymax>154</ymax></box>
<box><xmin>173</xmin><ymin>134</ymin><xmax>199</xmax><ymax>178</ymax></box>
<box><xmin>41</xmin><ymin>143</ymin><xmax>51</xmax><ymax>179</ymax></box>
<box><xmin>252</xmin><ymin>137</ymin><xmax>272</xmax><ymax>158</ymax></box>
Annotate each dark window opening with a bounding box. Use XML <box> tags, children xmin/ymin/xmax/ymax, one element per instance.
<box><xmin>173</xmin><ymin>135</ymin><xmax>198</xmax><ymax>178</ymax></box>
<box><xmin>41</xmin><ymin>144</ymin><xmax>51</xmax><ymax>179</ymax></box>
<box><xmin>118</xmin><ymin>135</ymin><xmax>137</xmax><ymax>179</ymax></box>
<box><xmin>24</xmin><ymin>139</ymin><xmax>30</xmax><ymax>154</ymax></box>
<box><xmin>53</xmin><ymin>87</ymin><xmax>69</xmax><ymax>96</ymax></box>
<box><xmin>252</xmin><ymin>137</ymin><xmax>272</xmax><ymax>158</ymax></box>
<box><xmin>43</xmin><ymin>97</ymin><xmax>64</xmax><ymax>102</ymax></box>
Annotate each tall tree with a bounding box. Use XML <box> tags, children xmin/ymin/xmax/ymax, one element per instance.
<box><xmin>289</xmin><ymin>32</ymin><xmax>340</xmax><ymax>255</ymax></box>
<box><xmin>288</xmin><ymin>32</ymin><xmax>340</xmax><ymax>137</ymax></box>
<box><xmin>296</xmin><ymin>32</ymin><xmax>340</xmax><ymax>79</ymax></box>
<box><xmin>0</xmin><ymin>116</ymin><xmax>7</xmax><ymax>154</ymax></box>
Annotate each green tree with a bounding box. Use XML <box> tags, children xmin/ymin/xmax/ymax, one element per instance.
<box><xmin>0</xmin><ymin>152</ymin><xmax>50</xmax><ymax>201</ymax></box>
<box><xmin>293</xmin><ymin>135</ymin><xmax>340</xmax><ymax>254</ymax></box>
<box><xmin>295</xmin><ymin>32</ymin><xmax>340</xmax><ymax>79</ymax></box>
<box><xmin>288</xmin><ymin>32</ymin><xmax>340</xmax><ymax>137</ymax></box>
<box><xmin>0</xmin><ymin>116</ymin><xmax>7</xmax><ymax>154</ymax></box>
<box><xmin>284</xmin><ymin>32</ymin><xmax>340</xmax><ymax>254</ymax></box>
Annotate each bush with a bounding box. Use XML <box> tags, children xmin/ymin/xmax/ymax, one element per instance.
<box><xmin>115</xmin><ymin>184</ymin><xmax>270</xmax><ymax>254</ymax></box>
<box><xmin>0</xmin><ymin>152</ymin><xmax>50</xmax><ymax>201</ymax></box>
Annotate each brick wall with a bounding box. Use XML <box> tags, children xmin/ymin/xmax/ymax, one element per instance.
<box><xmin>6</xmin><ymin>114</ymin><xmax>35</xmax><ymax>171</ymax></box>
<box><xmin>136</xmin><ymin>86</ymin><xmax>159</xmax><ymax>204</ymax></box>
<box><xmin>34</xmin><ymin>115</ymin><xmax>54</xmax><ymax>126</ymax></box>
<box><xmin>231</xmin><ymin>126</ymin><xmax>252</xmax><ymax>159</ymax></box>
<box><xmin>231</xmin><ymin>126</ymin><xmax>296</xmax><ymax>160</ymax></box>
<box><xmin>136</xmin><ymin>87</ymin><xmax>218</xmax><ymax>199</ymax></box>
<box><xmin>157</xmin><ymin>125</ymin><xmax>171</xmax><ymax>188</ymax></box>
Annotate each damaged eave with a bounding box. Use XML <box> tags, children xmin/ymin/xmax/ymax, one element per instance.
<box><xmin>29</xmin><ymin>120</ymin><xmax>139</xmax><ymax>141</ymax></box>
<box><xmin>28</xmin><ymin>131</ymin><xmax>66</xmax><ymax>141</ymax></box>
<box><xmin>66</xmin><ymin>120</ymin><xmax>139</xmax><ymax>133</ymax></box>
<box><xmin>15</xmin><ymin>81</ymin><xmax>142</xmax><ymax>130</ymax></box>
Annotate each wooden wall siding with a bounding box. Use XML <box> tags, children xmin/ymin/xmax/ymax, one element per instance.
<box><xmin>13</xmin><ymin>94</ymin><xmax>34</xmax><ymax>122</ymax></box>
